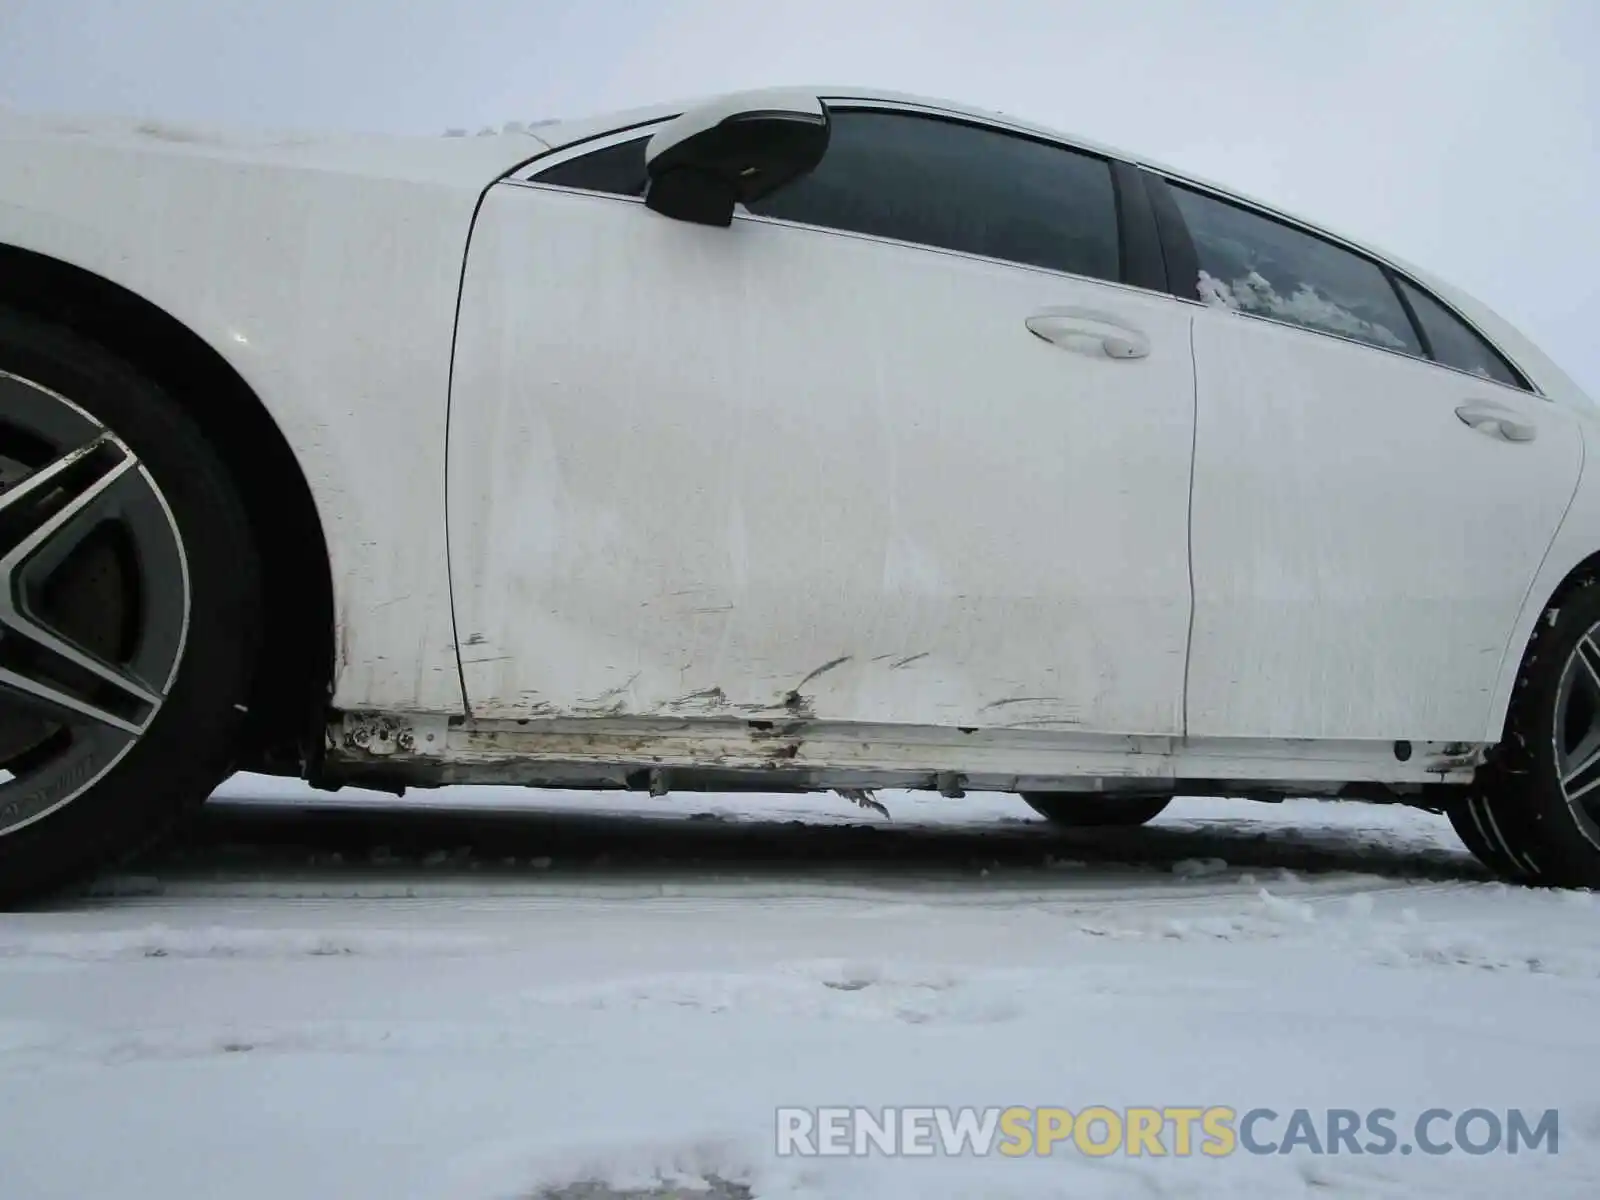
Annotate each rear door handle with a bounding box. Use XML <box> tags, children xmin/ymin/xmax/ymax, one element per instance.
<box><xmin>1026</xmin><ymin>308</ymin><xmax>1150</xmax><ymax>360</ymax></box>
<box><xmin>1455</xmin><ymin>401</ymin><xmax>1536</xmax><ymax>443</ymax></box>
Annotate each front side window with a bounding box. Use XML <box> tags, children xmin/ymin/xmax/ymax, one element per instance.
<box><xmin>745</xmin><ymin>110</ymin><xmax>1121</xmax><ymax>283</ymax></box>
<box><xmin>1170</xmin><ymin>184</ymin><xmax>1423</xmax><ymax>357</ymax></box>
<box><xmin>531</xmin><ymin>109</ymin><xmax>1122</xmax><ymax>284</ymax></box>
<box><xmin>1395</xmin><ymin>277</ymin><xmax>1527</xmax><ymax>389</ymax></box>
<box><xmin>531</xmin><ymin>136</ymin><xmax>649</xmax><ymax>195</ymax></box>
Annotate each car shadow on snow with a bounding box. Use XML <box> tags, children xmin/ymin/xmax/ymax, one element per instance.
<box><xmin>120</xmin><ymin>789</ymin><xmax>1489</xmax><ymax>889</ymax></box>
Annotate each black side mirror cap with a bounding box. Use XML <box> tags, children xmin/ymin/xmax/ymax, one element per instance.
<box><xmin>644</xmin><ymin>92</ymin><xmax>830</xmax><ymax>227</ymax></box>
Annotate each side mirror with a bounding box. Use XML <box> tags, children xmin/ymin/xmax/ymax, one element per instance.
<box><xmin>644</xmin><ymin>90</ymin><xmax>830</xmax><ymax>227</ymax></box>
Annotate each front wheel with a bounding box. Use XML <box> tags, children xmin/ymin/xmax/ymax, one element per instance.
<box><xmin>1021</xmin><ymin>792</ymin><xmax>1172</xmax><ymax>828</ymax></box>
<box><xmin>0</xmin><ymin>309</ymin><xmax>261</xmax><ymax>904</ymax></box>
<box><xmin>1463</xmin><ymin>579</ymin><xmax>1600</xmax><ymax>888</ymax></box>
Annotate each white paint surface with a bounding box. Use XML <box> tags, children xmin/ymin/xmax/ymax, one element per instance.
<box><xmin>4</xmin><ymin>90</ymin><xmax>1600</xmax><ymax>783</ymax></box>
<box><xmin>449</xmin><ymin>176</ymin><xmax>1197</xmax><ymax>733</ymax></box>
<box><xmin>1186</xmin><ymin>304</ymin><xmax>1583</xmax><ymax>741</ymax></box>
<box><xmin>0</xmin><ymin>108</ymin><xmax>548</xmax><ymax>714</ymax></box>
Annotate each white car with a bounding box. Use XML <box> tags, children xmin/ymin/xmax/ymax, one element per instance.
<box><xmin>2</xmin><ymin>87</ymin><xmax>1597</xmax><ymax>900</ymax></box>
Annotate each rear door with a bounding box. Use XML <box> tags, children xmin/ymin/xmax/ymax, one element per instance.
<box><xmin>1168</xmin><ymin>179</ymin><xmax>1582</xmax><ymax>742</ymax></box>
<box><xmin>446</xmin><ymin>104</ymin><xmax>1200</xmax><ymax>734</ymax></box>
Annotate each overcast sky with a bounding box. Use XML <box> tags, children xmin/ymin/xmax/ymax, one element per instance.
<box><xmin>2</xmin><ymin>0</ymin><xmax>1596</xmax><ymax>394</ymax></box>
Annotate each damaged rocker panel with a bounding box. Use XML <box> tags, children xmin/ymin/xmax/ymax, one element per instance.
<box><xmin>323</xmin><ymin>711</ymin><xmax>1485</xmax><ymax>794</ymax></box>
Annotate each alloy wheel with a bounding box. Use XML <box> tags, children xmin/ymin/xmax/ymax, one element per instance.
<box><xmin>1551</xmin><ymin>622</ymin><xmax>1600</xmax><ymax>853</ymax></box>
<box><xmin>0</xmin><ymin>369</ymin><xmax>189</xmax><ymax>836</ymax></box>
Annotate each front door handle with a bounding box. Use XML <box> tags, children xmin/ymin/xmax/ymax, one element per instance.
<box><xmin>1026</xmin><ymin>308</ymin><xmax>1150</xmax><ymax>360</ymax></box>
<box><xmin>1455</xmin><ymin>401</ymin><xmax>1536</xmax><ymax>443</ymax></box>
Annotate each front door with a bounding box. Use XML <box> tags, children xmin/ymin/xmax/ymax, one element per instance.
<box><xmin>447</xmin><ymin>105</ymin><xmax>1200</xmax><ymax>734</ymax></box>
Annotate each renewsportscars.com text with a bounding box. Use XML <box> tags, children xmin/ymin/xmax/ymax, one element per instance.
<box><xmin>775</xmin><ymin>1106</ymin><xmax>1560</xmax><ymax>1158</ymax></box>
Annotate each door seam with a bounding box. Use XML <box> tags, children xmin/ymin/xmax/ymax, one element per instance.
<box><xmin>1180</xmin><ymin>316</ymin><xmax>1199</xmax><ymax>738</ymax></box>
<box><xmin>439</xmin><ymin>181</ymin><xmax>499</xmax><ymax>720</ymax></box>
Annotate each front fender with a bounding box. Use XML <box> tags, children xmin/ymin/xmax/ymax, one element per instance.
<box><xmin>0</xmin><ymin>134</ymin><xmax>488</xmax><ymax>714</ymax></box>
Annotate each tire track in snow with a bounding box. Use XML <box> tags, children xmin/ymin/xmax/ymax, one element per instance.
<box><xmin>52</xmin><ymin>873</ymin><xmax>1473</xmax><ymax>925</ymax></box>
<box><xmin>28</xmin><ymin>790</ymin><xmax>1486</xmax><ymax>916</ymax></box>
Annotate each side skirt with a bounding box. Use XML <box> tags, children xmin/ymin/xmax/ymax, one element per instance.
<box><xmin>319</xmin><ymin>712</ymin><xmax>1483</xmax><ymax>798</ymax></box>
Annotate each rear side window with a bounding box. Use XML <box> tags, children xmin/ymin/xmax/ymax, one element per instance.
<box><xmin>745</xmin><ymin>109</ymin><xmax>1122</xmax><ymax>283</ymax></box>
<box><xmin>1395</xmin><ymin>277</ymin><xmax>1527</xmax><ymax>389</ymax></box>
<box><xmin>1170</xmin><ymin>184</ymin><xmax>1423</xmax><ymax>357</ymax></box>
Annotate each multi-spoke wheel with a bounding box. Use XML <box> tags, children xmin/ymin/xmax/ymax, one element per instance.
<box><xmin>1453</xmin><ymin>580</ymin><xmax>1600</xmax><ymax>888</ymax></box>
<box><xmin>1551</xmin><ymin>630</ymin><xmax>1600</xmax><ymax>851</ymax></box>
<box><xmin>0</xmin><ymin>309</ymin><xmax>260</xmax><ymax>904</ymax></box>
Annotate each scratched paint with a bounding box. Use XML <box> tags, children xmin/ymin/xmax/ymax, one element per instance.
<box><xmin>326</xmin><ymin>711</ymin><xmax>1481</xmax><ymax>791</ymax></box>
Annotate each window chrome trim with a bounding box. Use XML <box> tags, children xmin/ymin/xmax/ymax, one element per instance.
<box><xmin>505</xmin><ymin>100</ymin><xmax>1162</xmax><ymax>302</ymax></box>
<box><xmin>499</xmin><ymin>175</ymin><xmax>1178</xmax><ymax>305</ymax></box>
<box><xmin>1150</xmin><ymin>170</ymin><xmax>1543</xmax><ymax>397</ymax></box>
<box><xmin>816</xmin><ymin>95</ymin><xmax>1123</xmax><ymax>163</ymax></box>
<box><xmin>507</xmin><ymin>97</ymin><xmax>1540</xmax><ymax>395</ymax></box>
<box><xmin>511</xmin><ymin>119</ymin><xmax>674</xmax><ymax>184</ymax></box>
<box><xmin>731</xmin><ymin>209</ymin><xmax>1165</xmax><ymax>302</ymax></box>
<box><xmin>513</xmin><ymin>96</ymin><xmax>1125</xmax><ymax>183</ymax></box>
<box><xmin>1387</xmin><ymin>273</ymin><xmax>1534</xmax><ymax>394</ymax></box>
<box><xmin>1184</xmin><ymin>301</ymin><xmax>1546</xmax><ymax>398</ymax></box>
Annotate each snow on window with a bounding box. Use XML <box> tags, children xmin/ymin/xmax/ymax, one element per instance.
<box><xmin>1172</xmin><ymin>185</ymin><xmax>1422</xmax><ymax>357</ymax></box>
<box><xmin>1197</xmin><ymin>269</ymin><xmax>1408</xmax><ymax>351</ymax></box>
<box><xmin>1196</xmin><ymin>269</ymin><xmax>1236</xmax><ymax>308</ymax></box>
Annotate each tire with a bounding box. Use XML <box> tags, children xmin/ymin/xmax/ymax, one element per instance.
<box><xmin>1467</xmin><ymin>577</ymin><xmax>1600</xmax><ymax>888</ymax></box>
<box><xmin>0</xmin><ymin>309</ymin><xmax>261</xmax><ymax>905</ymax></box>
<box><xmin>1445</xmin><ymin>794</ymin><xmax>1532</xmax><ymax>883</ymax></box>
<box><xmin>1021</xmin><ymin>792</ymin><xmax>1172</xmax><ymax>828</ymax></box>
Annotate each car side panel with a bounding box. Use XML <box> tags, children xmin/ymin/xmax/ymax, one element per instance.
<box><xmin>0</xmin><ymin>120</ymin><xmax>540</xmax><ymax>714</ymax></box>
<box><xmin>447</xmin><ymin>183</ymin><xmax>1199</xmax><ymax>733</ymax></box>
<box><xmin>1186</xmin><ymin>306</ymin><xmax>1583</xmax><ymax>742</ymax></box>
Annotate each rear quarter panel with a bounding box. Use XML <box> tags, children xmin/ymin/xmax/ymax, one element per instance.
<box><xmin>1488</xmin><ymin>412</ymin><xmax>1600</xmax><ymax>737</ymax></box>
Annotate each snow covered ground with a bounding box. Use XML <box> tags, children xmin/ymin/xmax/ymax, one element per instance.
<box><xmin>2</xmin><ymin>779</ymin><xmax>1597</xmax><ymax>1199</ymax></box>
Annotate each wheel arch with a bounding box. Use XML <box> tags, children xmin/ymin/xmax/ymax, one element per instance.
<box><xmin>1491</xmin><ymin>545</ymin><xmax>1600</xmax><ymax>747</ymax></box>
<box><xmin>1535</xmin><ymin>551</ymin><xmax>1600</xmax><ymax>619</ymax></box>
<box><xmin>0</xmin><ymin>242</ymin><xmax>334</xmax><ymax>775</ymax></box>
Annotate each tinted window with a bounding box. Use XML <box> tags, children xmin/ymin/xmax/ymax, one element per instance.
<box><xmin>1396</xmin><ymin>277</ymin><xmax>1526</xmax><ymax>389</ymax></box>
<box><xmin>532</xmin><ymin>136</ymin><xmax>649</xmax><ymax>195</ymax></box>
<box><xmin>1170</xmin><ymin>185</ymin><xmax>1423</xmax><ymax>356</ymax></box>
<box><xmin>746</xmin><ymin>111</ymin><xmax>1120</xmax><ymax>282</ymax></box>
<box><xmin>531</xmin><ymin>111</ymin><xmax>1122</xmax><ymax>283</ymax></box>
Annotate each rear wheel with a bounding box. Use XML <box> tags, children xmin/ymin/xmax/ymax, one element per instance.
<box><xmin>1021</xmin><ymin>792</ymin><xmax>1172</xmax><ymax>828</ymax></box>
<box><xmin>0</xmin><ymin>310</ymin><xmax>260</xmax><ymax>904</ymax></box>
<box><xmin>1466</xmin><ymin>579</ymin><xmax>1600</xmax><ymax>887</ymax></box>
